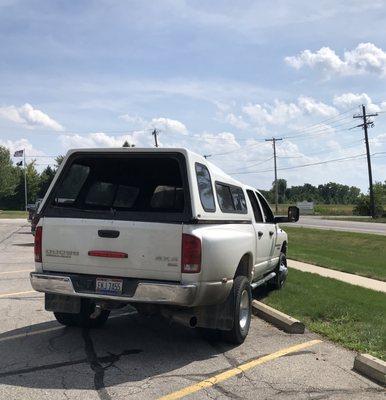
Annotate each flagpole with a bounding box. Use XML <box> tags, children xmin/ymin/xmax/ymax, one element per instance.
<box><xmin>23</xmin><ymin>149</ymin><xmax>27</xmax><ymax>211</ymax></box>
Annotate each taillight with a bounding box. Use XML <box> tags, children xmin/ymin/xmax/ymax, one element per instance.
<box><xmin>34</xmin><ymin>226</ymin><xmax>43</xmax><ymax>262</ymax></box>
<box><xmin>181</xmin><ymin>233</ymin><xmax>201</xmax><ymax>273</ymax></box>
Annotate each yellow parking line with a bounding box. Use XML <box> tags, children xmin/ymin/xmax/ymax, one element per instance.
<box><xmin>0</xmin><ymin>290</ymin><xmax>36</xmax><ymax>298</ymax></box>
<box><xmin>159</xmin><ymin>339</ymin><xmax>322</xmax><ymax>400</ymax></box>
<box><xmin>0</xmin><ymin>269</ymin><xmax>33</xmax><ymax>275</ymax></box>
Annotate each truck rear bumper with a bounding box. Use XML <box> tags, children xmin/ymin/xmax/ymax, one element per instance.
<box><xmin>30</xmin><ymin>272</ymin><xmax>197</xmax><ymax>306</ymax></box>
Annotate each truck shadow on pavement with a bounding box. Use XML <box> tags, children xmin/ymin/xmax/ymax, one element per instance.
<box><xmin>0</xmin><ymin>311</ymin><xmax>230</xmax><ymax>395</ymax></box>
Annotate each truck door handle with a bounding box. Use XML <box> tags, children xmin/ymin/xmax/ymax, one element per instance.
<box><xmin>98</xmin><ymin>230</ymin><xmax>120</xmax><ymax>238</ymax></box>
<box><xmin>258</xmin><ymin>231</ymin><xmax>264</xmax><ymax>238</ymax></box>
<box><xmin>269</xmin><ymin>231</ymin><xmax>274</xmax><ymax>236</ymax></box>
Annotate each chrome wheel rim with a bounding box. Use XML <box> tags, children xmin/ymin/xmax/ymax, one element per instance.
<box><xmin>239</xmin><ymin>289</ymin><xmax>250</xmax><ymax>330</ymax></box>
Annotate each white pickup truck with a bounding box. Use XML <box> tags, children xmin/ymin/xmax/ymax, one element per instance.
<box><xmin>30</xmin><ymin>148</ymin><xmax>298</xmax><ymax>344</ymax></box>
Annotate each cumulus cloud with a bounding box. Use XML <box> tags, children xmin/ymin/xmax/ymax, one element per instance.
<box><xmin>150</xmin><ymin>117</ymin><xmax>188</xmax><ymax>135</ymax></box>
<box><xmin>333</xmin><ymin>92</ymin><xmax>386</xmax><ymax>113</ymax></box>
<box><xmin>0</xmin><ymin>103</ymin><xmax>64</xmax><ymax>131</ymax></box>
<box><xmin>225</xmin><ymin>113</ymin><xmax>249</xmax><ymax>130</ymax></box>
<box><xmin>242</xmin><ymin>96</ymin><xmax>337</xmax><ymax>126</ymax></box>
<box><xmin>285</xmin><ymin>43</ymin><xmax>386</xmax><ymax>77</ymax></box>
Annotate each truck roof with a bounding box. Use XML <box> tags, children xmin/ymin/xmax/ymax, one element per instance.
<box><xmin>65</xmin><ymin>147</ymin><xmax>244</xmax><ymax>188</ymax></box>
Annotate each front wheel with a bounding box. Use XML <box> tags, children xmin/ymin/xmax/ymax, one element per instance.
<box><xmin>223</xmin><ymin>276</ymin><xmax>252</xmax><ymax>345</ymax></box>
<box><xmin>269</xmin><ymin>252</ymin><xmax>288</xmax><ymax>290</ymax></box>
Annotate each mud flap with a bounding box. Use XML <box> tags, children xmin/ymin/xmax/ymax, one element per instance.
<box><xmin>45</xmin><ymin>294</ymin><xmax>81</xmax><ymax>314</ymax></box>
<box><xmin>194</xmin><ymin>288</ymin><xmax>235</xmax><ymax>331</ymax></box>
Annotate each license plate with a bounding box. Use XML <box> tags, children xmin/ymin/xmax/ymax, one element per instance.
<box><xmin>95</xmin><ymin>278</ymin><xmax>123</xmax><ymax>295</ymax></box>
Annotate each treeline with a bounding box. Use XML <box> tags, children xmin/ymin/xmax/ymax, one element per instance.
<box><xmin>260</xmin><ymin>179</ymin><xmax>361</xmax><ymax>204</ymax></box>
<box><xmin>0</xmin><ymin>146</ymin><xmax>63</xmax><ymax>210</ymax></box>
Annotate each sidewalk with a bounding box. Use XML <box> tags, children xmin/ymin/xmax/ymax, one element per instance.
<box><xmin>287</xmin><ymin>259</ymin><xmax>386</xmax><ymax>293</ymax></box>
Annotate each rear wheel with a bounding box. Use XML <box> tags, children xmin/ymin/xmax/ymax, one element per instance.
<box><xmin>54</xmin><ymin>299</ymin><xmax>110</xmax><ymax>328</ymax></box>
<box><xmin>223</xmin><ymin>276</ymin><xmax>252</xmax><ymax>345</ymax></box>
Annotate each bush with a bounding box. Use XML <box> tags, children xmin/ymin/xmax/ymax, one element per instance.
<box><xmin>353</xmin><ymin>194</ymin><xmax>384</xmax><ymax>217</ymax></box>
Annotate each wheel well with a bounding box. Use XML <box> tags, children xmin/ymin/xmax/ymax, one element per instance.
<box><xmin>281</xmin><ymin>241</ymin><xmax>287</xmax><ymax>255</ymax></box>
<box><xmin>234</xmin><ymin>253</ymin><xmax>253</xmax><ymax>281</ymax></box>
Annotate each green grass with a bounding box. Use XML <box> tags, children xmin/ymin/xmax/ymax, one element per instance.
<box><xmin>323</xmin><ymin>216</ymin><xmax>386</xmax><ymax>223</ymax></box>
<box><xmin>264</xmin><ymin>269</ymin><xmax>386</xmax><ymax>360</ymax></box>
<box><xmin>271</xmin><ymin>204</ymin><xmax>355</xmax><ymax>216</ymax></box>
<box><xmin>0</xmin><ymin>210</ymin><xmax>28</xmax><ymax>219</ymax></box>
<box><xmin>285</xmin><ymin>226</ymin><xmax>386</xmax><ymax>281</ymax></box>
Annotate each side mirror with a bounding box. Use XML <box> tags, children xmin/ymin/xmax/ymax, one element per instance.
<box><xmin>287</xmin><ymin>206</ymin><xmax>299</xmax><ymax>222</ymax></box>
<box><xmin>274</xmin><ymin>206</ymin><xmax>300</xmax><ymax>223</ymax></box>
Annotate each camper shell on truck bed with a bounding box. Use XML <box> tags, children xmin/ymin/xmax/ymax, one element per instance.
<box><xmin>31</xmin><ymin>147</ymin><xmax>298</xmax><ymax>344</ymax></box>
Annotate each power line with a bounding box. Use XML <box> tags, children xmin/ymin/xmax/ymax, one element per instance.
<box><xmin>227</xmin><ymin>153</ymin><xmax>368</xmax><ymax>175</ymax></box>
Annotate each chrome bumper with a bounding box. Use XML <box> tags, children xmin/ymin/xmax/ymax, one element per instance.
<box><xmin>30</xmin><ymin>273</ymin><xmax>197</xmax><ymax>306</ymax></box>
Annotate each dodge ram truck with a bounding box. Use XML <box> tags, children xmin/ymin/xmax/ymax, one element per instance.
<box><xmin>30</xmin><ymin>148</ymin><xmax>298</xmax><ymax>344</ymax></box>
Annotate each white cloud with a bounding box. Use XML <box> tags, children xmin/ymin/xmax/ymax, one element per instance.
<box><xmin>0</xmin><ymin>103</ymin><xmax>64</xmax><ymax>131</ymax></box>
<box><xmin>285</xmin><ymin>43</ymin><xmax>386</xmax><ymax>77</ymax></box>
<box><xmin>333</xmin><ymin>92</ymin><xmax>386</xmax><ymax>113</ymax></box>
<box><xmin>242</xmin><ymin>96</ymin><xmax>336</xmax><ymax>126</ymax></box>
<box><xmin>118</xmin><ymin>114</ymin><xmax>147</xmax><ymax>127</ymax></box>
<box><xmin>150</xmin><ymin>117</ymin><xmax>188</xmax><ymax>135</ymax></box>
<box><xmin>297</xmin><ymin>96</ymin><xmax>338</xmax><ymax>117</ymax></box>
<box><xmin>225</xmin><ymin>113</ymin><xmax>249</xmax><ymax>130</ymax></box>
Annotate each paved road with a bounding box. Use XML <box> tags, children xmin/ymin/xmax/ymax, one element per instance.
<box><xmin>0</xmin><ymin>220</ymin><xmax>383</xmax><ymax>399</ymax></box>
<box><xmin>285</xmin><ymin>216</ymin><xmax>386</xmax><ymax>236</ymax></box>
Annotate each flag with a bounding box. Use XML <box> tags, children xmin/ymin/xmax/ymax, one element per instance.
<box><xmin>16</xmin><ymin>161</ymin><xmax>23</xmax><ymax>167</ymax></box>
<box><xmin>14</xmin><ymin>149</ymin><xmax>24</xmax><ymax>157</ymax></box>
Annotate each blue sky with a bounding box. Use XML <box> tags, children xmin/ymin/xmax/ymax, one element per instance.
<box><xmin>0</xmin><ymin>0</ymin><xmax>386</xmax><ymax>191</ymax></box>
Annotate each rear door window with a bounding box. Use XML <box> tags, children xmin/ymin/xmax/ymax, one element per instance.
<box><xmin>195</xmin><ymin>163</ymin><xmax>215</xmax><ymax>212</ymax></box>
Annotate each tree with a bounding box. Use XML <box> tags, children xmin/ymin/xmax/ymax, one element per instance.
<box><xmin>0</xmin><ymin>146</ymin><xmax>18</xmax><ymax>200</ymax></box>
<box><xmin>122</xmin><ymin>140</ymin><xmax>135</xmax><ymax>147</ymax></box>
<box><xmin>38</xmin><ymin>165</ymin><xmax>56</xmax><ymax>198</ymax></box>
<box><xmin>55</xmin><ymin>155</ymin><xmax>65</xmax><ymax>168</ymax></box>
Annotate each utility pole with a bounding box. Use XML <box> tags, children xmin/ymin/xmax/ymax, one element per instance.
<box><xmin>265</xmin><ymin>137</ymin><xmax>283</xmax><ymax>213</ymax></box>
<box><xmin>353</xmin><ymin>105</ymin><xmax>378</xmax><ymax>218</ymax></box>
<box><xmin>23</xmin><ymin>149</ymin><xmax>27</xmax><ymax>211</ymax></box>
<box><xmin>152</xmin><ymin>129</ymin><xmax>159</xmax><ymax>147</ymax></box>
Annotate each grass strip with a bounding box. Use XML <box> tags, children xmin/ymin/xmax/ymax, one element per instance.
<box><xmin>285</xmin><ymin>226</ymin><xmax>386</xmax><ymax>281</ymax></box>
<box><xmin>0</xmin><ymin>211</ymin><xmax>28</xmax><ymax>219</ymax></box>
<box><xmin>264</xmin><ymin>269</ymin><xmax>386</xmax><ymax>360</ymax></box>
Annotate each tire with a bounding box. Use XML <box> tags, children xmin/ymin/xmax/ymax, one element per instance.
<box><xmin>270</xmin><ymin>252</ymin><xmax>287</xmax><ymax>290</ymax></box>
<box><xmin>54</xmin><ymin>299</ymin><xmax>110</xmax><ymax>328</ymax></box>
<box><xmin>223</xmin><ymin>276</ymin><xmax>252</xmax><ymax>345</ymax></box>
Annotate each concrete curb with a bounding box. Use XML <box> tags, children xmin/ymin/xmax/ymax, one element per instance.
<box><xmin>354</xmin><ymin>354</ymin><xmax>386</xmax><ymax>386</ymax></box>
<box><xmin>252</xmin><ymin>300</ymin><xmax>305</xmax><ymax>334</ymax></box>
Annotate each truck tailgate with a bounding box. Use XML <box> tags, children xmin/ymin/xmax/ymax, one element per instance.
<box><xmin>41</xmin><ymin>217</ymin><xmax>183</xmax><ymax>281</ymax></box>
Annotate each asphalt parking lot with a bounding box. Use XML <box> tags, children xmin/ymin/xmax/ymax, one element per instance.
<box><xmin>0</xmin><ymin>220</ymin><xmax>384</xmax><ymax>399</ymax></box>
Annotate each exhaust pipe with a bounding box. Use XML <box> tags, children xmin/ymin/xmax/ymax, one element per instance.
<box><xmin>161</xmin><ymin>309</ymin><xmax>198</xmax><ymax>328</ymax></box>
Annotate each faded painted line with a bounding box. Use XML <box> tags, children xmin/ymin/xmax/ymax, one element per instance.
<box><xmin>0</xmin><ymin>311</ymin><xmax>136</xmax><ymax>343</ymax></box>
<box><xmin>0</xmin><ymin>269</ymin><xmax>33</xmax><ymax>275</ymax></box>
<box><xmin>159</xmin><ymin>339</ymin><xmax>322</xmax><ymax>400</ymax></box>
<box><xmin>0</xmin><ymin>290</ymin><xmax>37</xmax><ymax>298</ymax></box>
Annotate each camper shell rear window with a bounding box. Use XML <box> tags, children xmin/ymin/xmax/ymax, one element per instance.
<box><xmin>42</xmin><ymin>152</ymin><xmax>192</xmax><ymax>223</ymax></box>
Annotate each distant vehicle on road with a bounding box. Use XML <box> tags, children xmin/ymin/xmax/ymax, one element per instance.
<box><xmin>30</xmin><ymin>148</ymin><xmax>298</xmax><ymax>344</ymax></box>
<box><xmin>29</xmin><ymin>199</ymin><xmax>42</xmax><ymax>235</ymax></box>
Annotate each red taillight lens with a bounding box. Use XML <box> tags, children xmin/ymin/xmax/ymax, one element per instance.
<box><xmin>181</xmin><ymin>233</ymin><xmax>201</xmax><ymax>273</ymax></box>
<box><xmin>34</xmin><ymin>226</ymin><xmax>42</xmax><ymax>262</ymax></box>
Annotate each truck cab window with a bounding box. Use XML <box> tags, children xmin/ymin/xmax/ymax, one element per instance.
<box><xmin>195</xmin><ymin>163</ymin><xmax>215</xmax><ymax>212</ymax></box>
<box><xmin>256</xmin><ymin>192</ymin><xmax>274</xmax><ymax>223</ymax></box>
